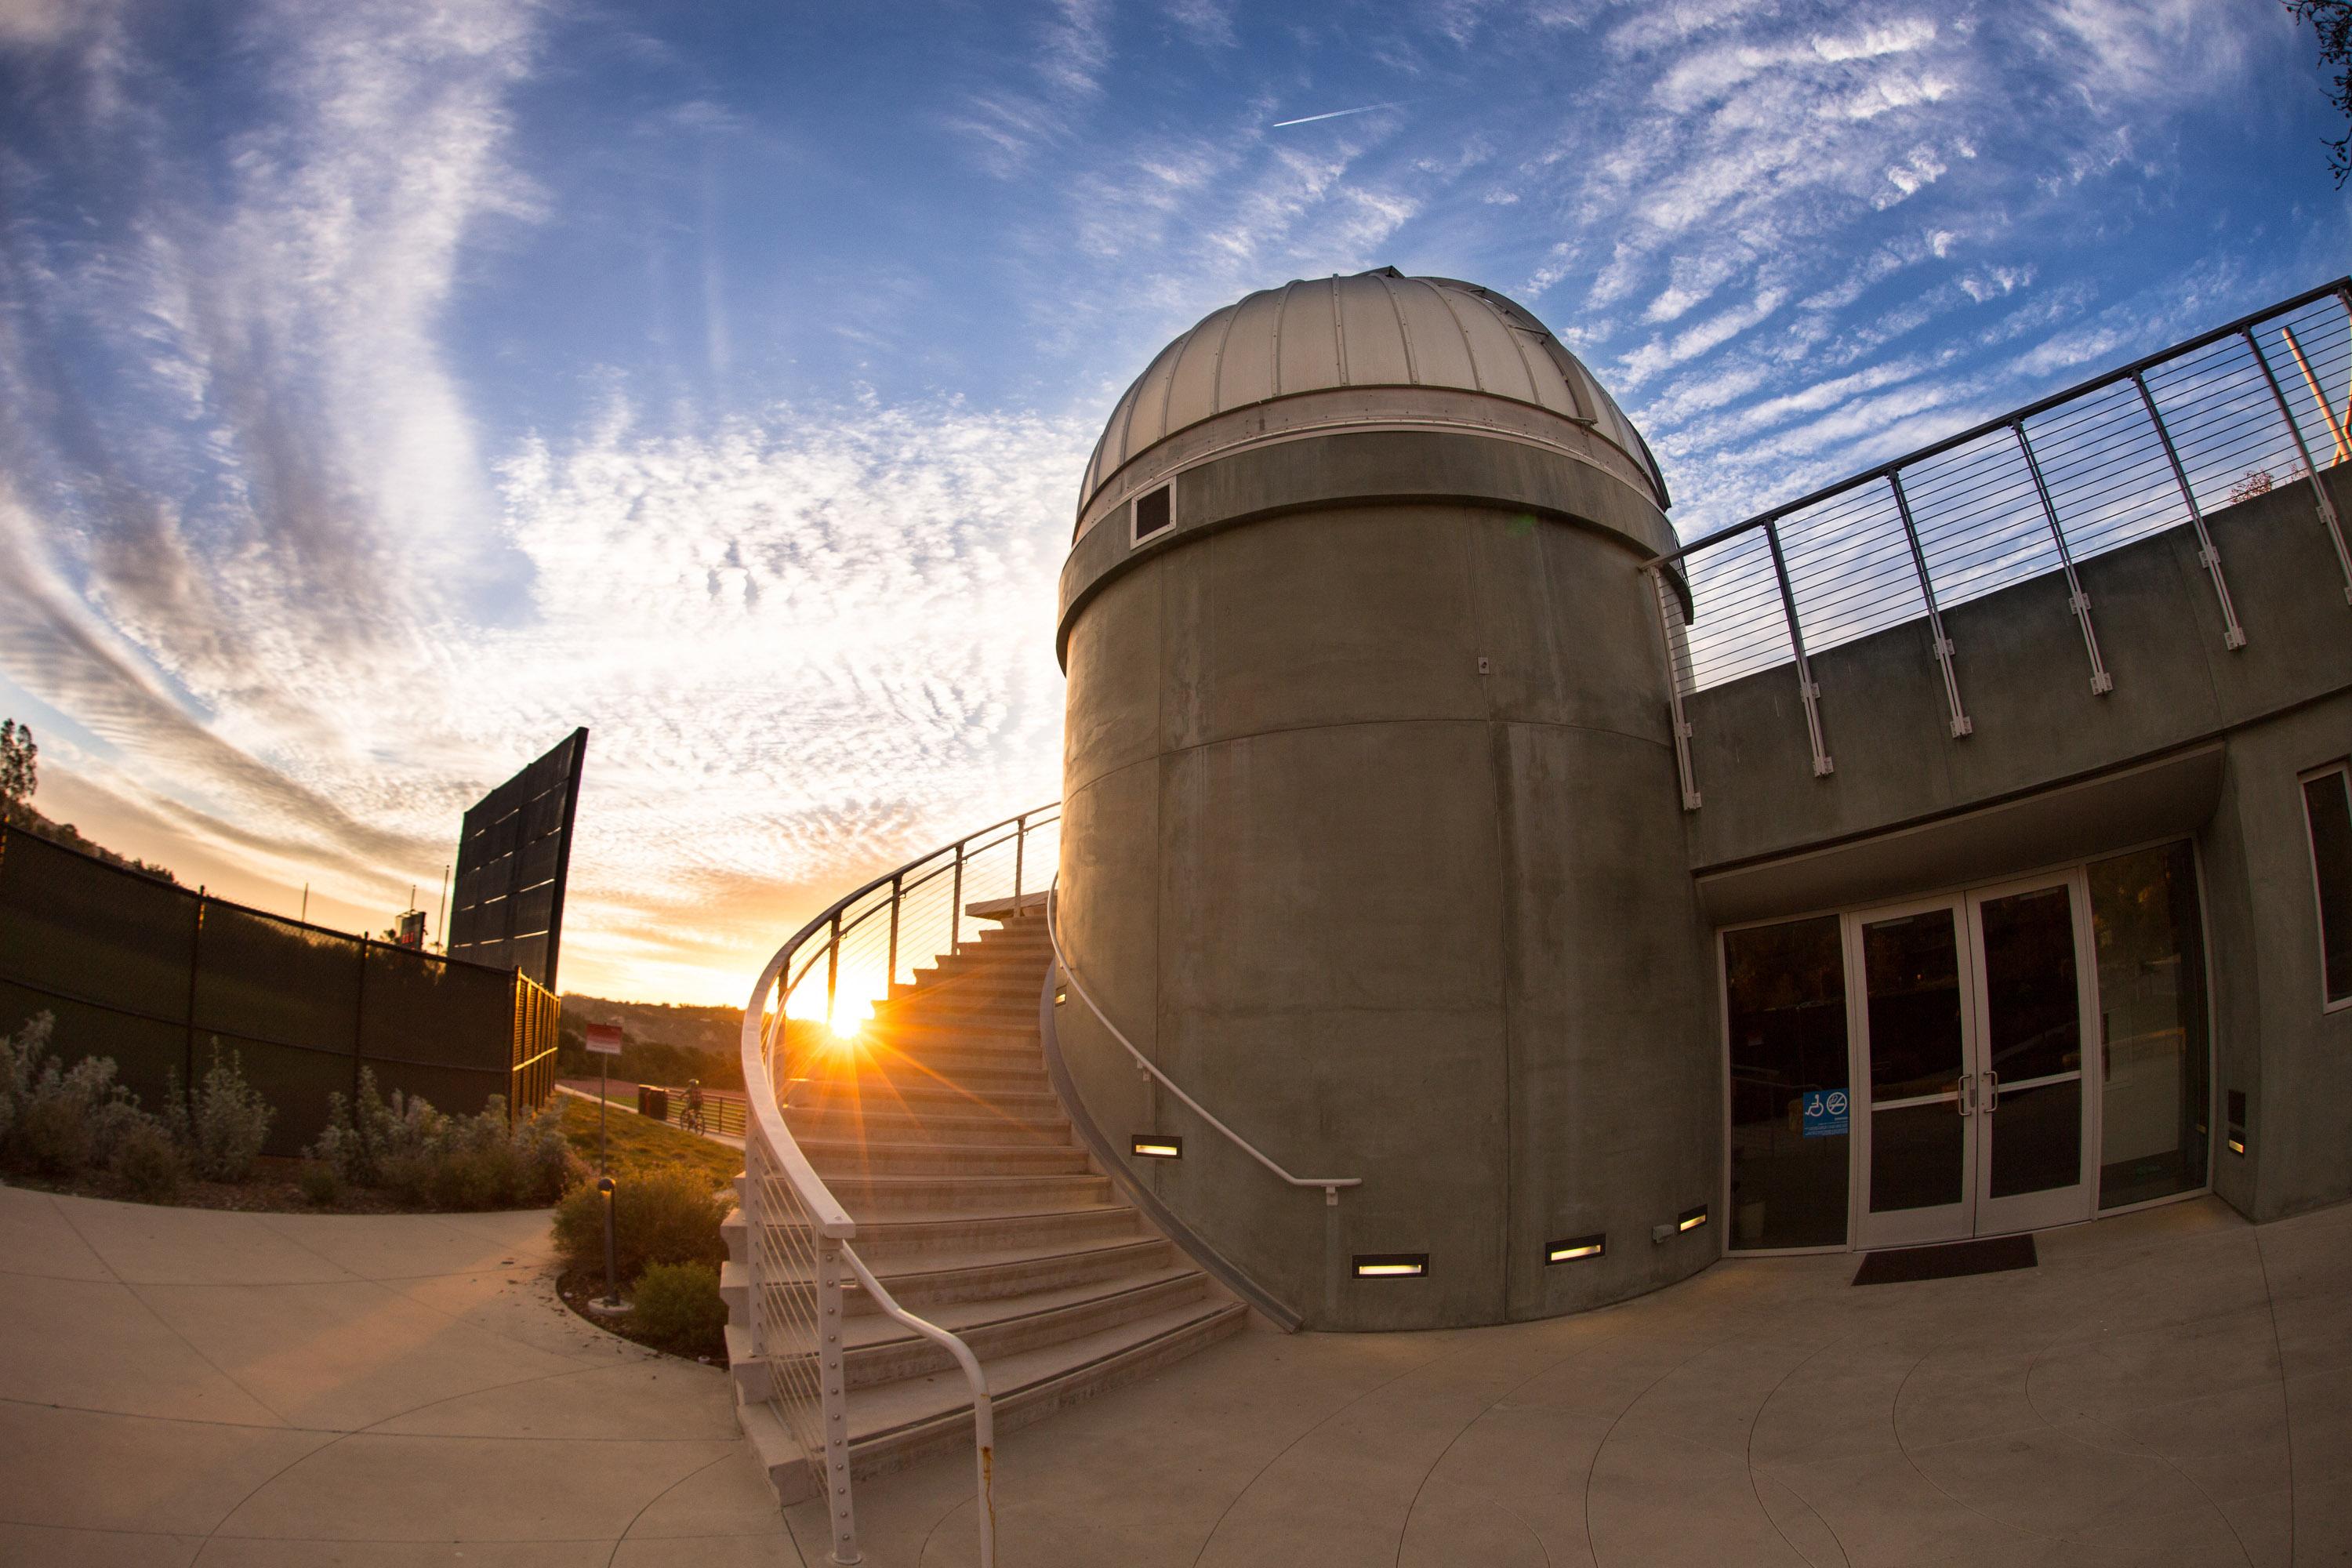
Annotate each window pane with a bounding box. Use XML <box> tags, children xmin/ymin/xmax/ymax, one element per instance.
<box><xmin>1977</xmin><ymin>884</ymin><xmax>2081</xmax><ymax>1084</ymax></box>
<box><xmin>2089</xmin><ymin>841</ymin><xmax>2210</xmax><ymax>1207</ymax></box>
<box><xmin>1725</xmin><ymin>916</ymin><xmax>1849</xmax><ymax>1250</ymax></box>
<box><xmin>2305</xmin><ymin>771</ymin><xmax>2352</xmax><ymax>1005</ymax></box>
<box><xmin>1862</xmin><ymin>911</ymin><xmax>1965</xmax><ymax>1099</ymax></box>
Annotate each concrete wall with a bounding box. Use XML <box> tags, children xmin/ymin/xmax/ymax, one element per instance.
<box><xmin>1682</xmin><ymin>470</ymin><xmax>2352</xmax><ymax>1223</ymax></box>
<box><xmin>1056</xmin><ymin>431</ymin><xmax>1719</xmax><ymax>1330</ymax></box>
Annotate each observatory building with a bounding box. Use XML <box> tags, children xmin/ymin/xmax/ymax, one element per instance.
<box><xmin>1046</xmin><ymin>268</ymin><xmax>2352</xmax><ymax>1331</ymax></box>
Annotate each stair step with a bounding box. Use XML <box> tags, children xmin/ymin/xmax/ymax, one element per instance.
<box><xmin>811</xmin><ymin>1171</ymin><xmax>1114</xmax><ymax>1211</ymax></box>
<box><xmin>796</xmin><ymin>1140</ymin><xmax>1093</xmax><ymax>1178</ymax></box>
<box><xmin>839</xmin><ymin>1299</ymin><xmax>1247</xmax><ymax>1481</ymax></box>
<box><xmin>785</xmin><ymin>1106</ymin><xmax>1069</xmax><ymax>1146</ymax></box>
<box><xmin>841</xmin><ymin>1269</ymin><xmax>1212</xmax><ymax>1388</ymax></box>
<box><xmin>820</xmin><ymin>1204</ymin><xmax>1144</xmax><ymax>1268</ymax></box>
<box><xmin>787</xmin><ymin>1081</ymin><xmax>1063</xmax><ymax>1120</ymax></box>
<box><xmin>844</xmin><ymin>1235</ymin><xmax>1178</xmax><ymax>1315</ymax></box>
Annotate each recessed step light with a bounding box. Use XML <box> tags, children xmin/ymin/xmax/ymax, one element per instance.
<box><xmin>1546</xmin><ymin>1233</ymin><xmax>1605</xmax><ymax>1264</ymax></box>
<box><xmin>1352</xmin><ymin>1254</ymin><xmax>1427</xmax><ymax>1279</ymax></box>
<box><xmin>1131</xmin><ymin>1134</ymin><xmax>1181</xmax><ymax>1159</ymax></box>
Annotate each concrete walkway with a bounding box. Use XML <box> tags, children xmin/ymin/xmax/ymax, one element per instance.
<box><xmin>816</xmin><ymin>1195</ymin><xmax>2348</xmax><ymax>1568</ymax></box>
<box><xmin>1</xmin><ymin>1186</ymin><xmax>2343</xmax><ymax>1566</ymax></box>
<box><xmin>0</xmin><ymin>1182</ymin><xmax>785</xmax><ymax>1566</ymax></box>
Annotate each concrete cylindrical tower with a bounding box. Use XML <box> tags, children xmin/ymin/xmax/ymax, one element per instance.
<box><xmin>1054</xmin><ymin>268</ymin><xmax>1718</xmax><ymax>1330</ymax></box>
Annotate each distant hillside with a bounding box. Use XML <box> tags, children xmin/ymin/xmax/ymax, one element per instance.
<box><xmin>6</xmin><ymin>805</ymin><xmax>177</xmax><ymax>882</ymax></box>
<box><xmin>559</xmin><ymin>994</ymin><xmax>741</xmax><ymax>1054</ymax></box>
<box><xmin>554</xmin><ymin>993</ymin><xmax>746</xmax><ymax>1090</ymax></box>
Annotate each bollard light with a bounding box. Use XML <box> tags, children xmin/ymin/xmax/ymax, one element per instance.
<box><xmin>597</xmin><ymin>1174</ymin><xmax>621</xmax><ymax>1308</ymax></box>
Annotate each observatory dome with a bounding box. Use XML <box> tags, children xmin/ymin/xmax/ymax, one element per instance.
<box><xmin>1075</xmin><ymin>267</ymin><xmax>1667</xmax><ymax>535</ymax></box>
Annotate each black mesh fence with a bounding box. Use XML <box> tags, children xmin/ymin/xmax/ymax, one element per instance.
<box><xmin>0</xmin><ymin>823</ymin><xmax>558</xmax><ymax>1157</ymax></box>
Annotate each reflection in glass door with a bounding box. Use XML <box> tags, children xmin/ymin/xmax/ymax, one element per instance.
<box><xmin>1852</xmin><ymin>877</ymin><xmax>2097</xmax><ymax>1246</ymax></box>
<box><xmin>1969</xmin><ymin>878</ymin><xmax>2095</xmax><ymax>1233</ymax></box>
<box><xmin>1854</xmin><ymin>901</ymin><xmax>1975</xmax><ymax>1248</ymax></box>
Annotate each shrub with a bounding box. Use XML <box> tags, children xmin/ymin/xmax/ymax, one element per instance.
<box><xmin>169</xmin><ymin>1045</ymin><xmax>274</xmax><ymax>1181</ymax></box>
<box><xmin>308</xmin><ymin>1073</ymin><xmax>581</xmax><ymax>1210</ymax></box>
<box><xmin>630</xmin><ymin>1261</ymin><xmax>727</xmax><ymax>1357</ymax></box>
<box><xmin>0</xmin><ymin>1014</ymin><xmax>153</xmax><ymax>1178</ymax></box>
<box><xmin>552</xmin><ymin>1164</ymin><xmax>728</xmax><ymax>1286</ymax></box>
<box><xmin>111</xmin><ymin>1120</ymin><xmax>185</xmax><ymax>1203</ymax></box>
<box><xmin>298</xmin><ymin>1163</ymin><xmax>343</xmax><ymax>1207</ymax></box>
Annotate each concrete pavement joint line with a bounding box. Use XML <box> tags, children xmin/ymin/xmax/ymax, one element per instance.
<box><xmin>1181</xmin><ymin>1334</ymin><xmax>1474</xmax><ymax>1566</ymax></box>
<box><xmin>1385</xmin><ymin>1316</ymin><xmax>1638</xmax><ymax>1567</ymax></box>
<box><xmin>1743</xmin><ymin>1328</ymin><xmax>1859</xmax><ymax>1568</ymax></box>
<box><xmin>2016</xmin><ymin>1319</ymin><xmax>2264</xmax><ymax>1566</ymax></box>
<box><xmin>606</xmin><ymin>1448</ymin><xmax>760</xmax><ymax>1568</ymax></box>
<box><xmin>2251</xmin><ymin>1223</ymin><xmax>2298</xmax><ymax>1566</ymax></box>
<box><xmin>0</xmin><ymin>1391</ymin><xmax>737</xmax><ymax>1443</ymax></box>
<box><xmin>49</xmin><ymin>1196</ymin><xmax>301</xmax><ymax>1429</ymax></box>
<box><xmin>1578</xmin><ymin>1327</ymin><xmax>1730</xmax><ymax>1566</ymax></box>
<box><xmin>1886</xmin><ymin>1345</ymin><xmax>2060</xmax><ymax>1550</ymax></box>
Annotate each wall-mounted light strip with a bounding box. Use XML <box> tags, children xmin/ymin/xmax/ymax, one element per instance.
<box><xmin>1678</xmin><ymin>1203</ymin><xmax>1710</xmax><ymax>1232</ymax></box>
<box><xmin>1131</xmin><ymin>1134</ymin><xmax>1182</xmax><ymax>1159</ymax></box>
<box><xmin>1546</xmin><ymin>1233</ymin><xmax>1606</xmax><ymax>1264</ymax></box>
<box><xmin>1352</xmin><ymin>1254</ymin><xmax>1428</xmax><ymax>1279</ymax></box>
<box><xmin>2227</xmin><ymin>1090</ymin><xmax>2249</xmax><ymax>1156</ymax></box>
<box><xmin>1054</xmin><ymin>988</ymin><xmax>1067</xmax><ymax>1006</ymax></box>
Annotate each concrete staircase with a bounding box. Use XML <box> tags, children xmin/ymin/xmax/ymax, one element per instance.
<box><xmin>720</xmin><ymin>902</ymin><xmax>1246</xmax><ymax>1498</ymax></box>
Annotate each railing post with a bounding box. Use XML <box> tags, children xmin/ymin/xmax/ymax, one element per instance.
<box><xmin>2013</xmin><ymin>422</ymin><xmax>2114</xmax><ymax>695</ymax></box>
<box><xmin>1012</xmin><ymin>814</ymin><xmax>1026</xmax><ymax>902</ymax></box>
<box><xmin>2133</xmin><ymin>371</ymin><xmax>2247</xmax><ymax>649</ymax></box>
<box><xmin>825</xmin><ymin>911</ymin><xmax>842</xmax><ymax>1036</ymax></box>
<box><xmin>743</xmin><ymin>1123</ymin><xmax>764</xmax><ymax>1370</ymax></box>
<box><xmin>815</xmin><ymin>1235</ymin><xmax>861</xmax><ymax>1566</ymax></box>
<box><xmin>886</xmin><ymin>873</ymin><xmax>902</xmax><ymax>990</ymax></box>
<box><xmin>1763</xmin><ymin>520</ymin><xmax>1834</xmax><ymax>777</ymax></box>
<box><xmin>949</xmin><ymin>842</ymin><xmax>965</xmax><ymax>956</ymax></box>
<box><xmin>1886</xmin><ymin>472</ymin><xmax>1973</xmax><ymax>739</ymax></box>
<box><xmin>1645</xmin><ymin>565</ymin><xmax>1701</xmax><ymax>810</ymax></box>
<box><xmin>2245</xmin><ymin>327</ymin><xmax>2352</xmax><ymax>606</ymax></box>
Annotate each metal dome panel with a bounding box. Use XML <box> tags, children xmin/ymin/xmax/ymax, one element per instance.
<box><xmin>1080</xmin><ymin>268</ymin><xmax>1665</xmax><ymax>521</ymax></box>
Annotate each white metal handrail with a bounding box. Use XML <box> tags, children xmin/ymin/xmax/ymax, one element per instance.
<box><xmin>1643</xmin><ymin>278</ymin><xmax>2352</xmax><ymax>811</ymax></box>
<box><xmin>1045</xmin><ymin>877</ymin><xmax>1362</xmax><ymax>1206</ymax></box>
<box><xmin>739</xmin><ymin>805</ymin><xmax>1059</xmax><ymax>1568</ymax></box>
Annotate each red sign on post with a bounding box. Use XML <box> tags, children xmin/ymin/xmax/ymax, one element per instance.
<box><xmin>584</xmin><ymin>1023</ymin><xmax>623</xmax><ymax>1057</ymax></box>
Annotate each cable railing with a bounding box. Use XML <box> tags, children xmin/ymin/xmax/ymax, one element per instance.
<box><xmin>1645</xmin><ymin>278</ymin><xmax>2352</xmax><ymax>805</ymax></box>
<box><xmin>738</xmin><ymin>804</ymin><xmax>1060</xmax><ymax>1568</ymax></box>
<box><xmin>1045</xmin><ymin>876</ymin><xmax>1362</xmax><ymax>1207</ymax></box>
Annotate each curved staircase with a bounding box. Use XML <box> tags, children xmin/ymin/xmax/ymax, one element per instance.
<box><xmin>721</xmin><ymin>898</ymin><xmax>1246</xmax><ymax>1497</ymax></box>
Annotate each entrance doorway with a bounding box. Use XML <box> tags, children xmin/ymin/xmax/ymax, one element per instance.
<box><xmin>1852</xmin><ymin>873</ymin><xmax>2096</xmax><ymax>1248</ymax></box>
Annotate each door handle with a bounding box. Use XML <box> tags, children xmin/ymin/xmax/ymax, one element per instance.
<box><xmin>1981</xmin><ymin>1070</ymin><xmax>1999</xmax><ymax>1113</ymax></box>
<box><xmin>1955</xmin><ymin>1073</ymin><xmax>1973</xmax><ymax>1116</ymax></box>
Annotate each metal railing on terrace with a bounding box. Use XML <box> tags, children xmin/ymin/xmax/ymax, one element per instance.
<box><xmin>737</xmin><ymin>805</ymin><xmax>1060</xmax><ymax>1568</ymax></box>
<box><xmin>1644</xmin><ymin>278</ymin><xmax>2352</xmax><ymax>803</ymax></box>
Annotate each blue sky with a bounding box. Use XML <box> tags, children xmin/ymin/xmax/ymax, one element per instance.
<box><xmin>0</xmin><ymin>0</ymin><xmax>2344</xmax><ymax>1003</ymax></box>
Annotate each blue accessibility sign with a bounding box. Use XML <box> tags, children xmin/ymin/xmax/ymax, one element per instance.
<box><xmin>1802</xmin><ymin>1089</ymin><xmax>1851</xmax><ymax>1138</ymax></box>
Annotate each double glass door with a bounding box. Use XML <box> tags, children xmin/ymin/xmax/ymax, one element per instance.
<box><xmin>1852</xmin><ymin>873</ymin><xmax>2096</xmax><ymax>1247</ymax></box>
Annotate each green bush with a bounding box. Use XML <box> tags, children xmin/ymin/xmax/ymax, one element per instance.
<box><xmin>630</xmin><ymin>1261</ymin><xmax>728</xmax><ymax>1356</ymax></box>
<box><xmin>0</xmin><ymin>1014</ymin><xmax>153</xmax><ymax>1178</ymax></box>
<box><xmin>308</xmin><ymin>1072</ymin><xmax>581</xmax><ymax>1210</ymax></box>
<box><xmin>165</xmin><ymin>1045</ymin><xmax>274</xmax><ymax>1181</ymax></box>
<box><xmin>552</xmin><ymin>1164</ymin><xmax>728</xmax><ymax>1286</ymax></box>
<box><xmin>110</xmin><ymin>1120</ymin><xmax>184</xmax><ymax>1202</ymax></box>
<box><xmin>298</xmin><ymin>1163</ymin><xmax>343</xmax><ymax>1207</ymax></box>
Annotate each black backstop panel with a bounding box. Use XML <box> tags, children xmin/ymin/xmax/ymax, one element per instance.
<box><xmin>0</xmin><ymin>824</ymin><xmax>558</xmax><ymax>1157</ymax></box>
<box><xmin>445</xmin><ymin>728</ymin><xmax>587</xmax><ymax>991</ymax></box>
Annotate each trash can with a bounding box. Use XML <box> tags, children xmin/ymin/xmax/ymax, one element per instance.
<box><xmin>637</xmin><ymin>1085</ymin><xmax>668</xmax><ymax>1121</ymax></box>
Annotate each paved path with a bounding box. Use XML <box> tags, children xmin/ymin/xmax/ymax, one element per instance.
<box><xmin>817</xmin><ymin>1195</ymin><xmax>2349</xmax><ymax>1568</ymax></box>
<box><xmin>0</xmin><ymin>1183</ymin><xmax>786</xmax><ymax>1566</ymax></box>
<box><xmin>2</xmin><ymin>1185</ymin><xmax>2343</xmax><ymax>1566</ymax></box>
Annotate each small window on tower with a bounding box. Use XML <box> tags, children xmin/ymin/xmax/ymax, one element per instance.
<box><xmin>1133</xmin><ymin>485</ymin><xmax>1172</xmax><ymax>542</ymax></box>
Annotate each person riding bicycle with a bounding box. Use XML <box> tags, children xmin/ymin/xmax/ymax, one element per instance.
<box><xmin>684</xmin><ymin>1078</ymin><xmax>706</xmax><ymax>1135</ymax></box>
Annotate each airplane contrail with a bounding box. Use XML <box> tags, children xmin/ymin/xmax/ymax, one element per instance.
<box><xmin>1270</xmin><ymin>102</ymin><xmax>1403</xmax><ymax>129</ymax></box>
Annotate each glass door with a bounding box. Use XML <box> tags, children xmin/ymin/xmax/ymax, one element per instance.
<box><xmin>1852</xmin><ymin>898</ymin><xmax>1976</xmax><ymax>1249</ymax></box>
<box><xmin>1966</xmin><ymin>874</ymin><xmax>2096</xmax><ymax>1234</ymax></box>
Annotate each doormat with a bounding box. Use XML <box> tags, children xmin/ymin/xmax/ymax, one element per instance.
<box><xmin>1852</xmin><ymin>1234</ymin><xmax>2037</xmax><ymax>1286</ymax></box>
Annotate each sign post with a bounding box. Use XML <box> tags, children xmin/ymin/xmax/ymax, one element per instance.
<box><xmin>585</xmin><ymin>1022</ymin><xmax>624</xmax><ymax>1308</ymax></box>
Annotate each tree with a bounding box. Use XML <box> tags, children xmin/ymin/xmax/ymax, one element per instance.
<box><xmin>2289</xmin><ymin>0</ymin><xmax>2352</xmax><ymax>186</ymax></box>
<box><xmin>0</xmin><ymin>720</ymin><xmax>34</xmax><ymax>829</ymax></box>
